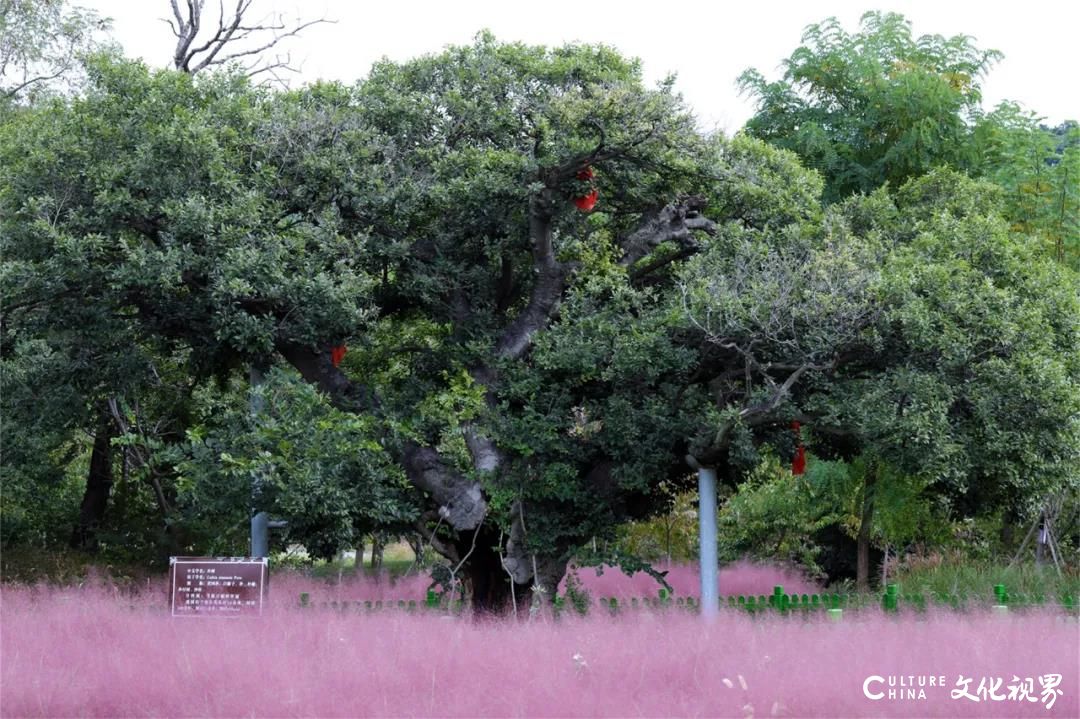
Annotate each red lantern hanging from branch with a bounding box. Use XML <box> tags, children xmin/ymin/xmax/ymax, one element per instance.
<box><xmin>791</xmin><ymin>420</ymin><xmax>806</xmax><ymax>475</ymax></box>
<box><xmin>792</xmin><ymin>446</ymin><xmax>806</xmax><ymax>476</ymax></box>
<box><xmin>573</xmin><ymin>166</ymin><xmax>598</xmax><ymax>212</ymax></box>
<box><xmin>330</xmin><ymin>345</ymin><xmax>347</xmax><ymax>368</ymax></box>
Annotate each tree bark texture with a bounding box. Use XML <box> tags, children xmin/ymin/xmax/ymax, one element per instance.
<box><xmin>70</xmin><ymin>410</ymin><xmax>116</xmax><ymax>551</ymax></box>
<box><xmin>856</xmin><ymin>461</ymin><xmax>877</xmax><ymax>591</ymax></box>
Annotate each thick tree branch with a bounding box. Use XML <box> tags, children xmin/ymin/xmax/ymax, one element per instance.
<box><xmin>494</xmin><ymin>189</ymin><xmax>569</xmax><ymax>359</ymax></box>
<box><xmin>275</xmin><ymin>342</ymin><xmax>374</xmax><ymax>414</ymax></box>
<box><xmin>276</xmin><ymin>342</ymin><xmax>486</xmax><ymax>531</ymax></box>
<box><xmin>402</xmin><ymin>443</ymin><xmax>486</xmax><ymax>530</ymax></box>
<box><xmin>619</xmin><ymin>196</ymin><xmax>716</xmax><ymax>268</ymax></box>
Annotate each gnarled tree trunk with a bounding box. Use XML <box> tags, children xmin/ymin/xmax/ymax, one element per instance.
<box><xmin>70</xmin><ymin>409</ymin><xmax>116</xmax><ymax>551</ymax></box>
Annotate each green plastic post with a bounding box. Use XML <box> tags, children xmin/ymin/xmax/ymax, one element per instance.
<box><xmin>883</xmin><ymin>584</ymin><xmax>898</xmax><ymax>612</ymax></box>
<box><xmin>773</xmin><ymin>585</ymin><xmax>785</xmax><ymax>612</ymax></box>
<box><xmin>425</xmin><ymin>589</ymin><xmax>438</xmax><ymax>609</ymax></box>
<box><xmin>299</xmin><ymin>592</ymin><xmax>310</xmax><ymax>608</ymax></box>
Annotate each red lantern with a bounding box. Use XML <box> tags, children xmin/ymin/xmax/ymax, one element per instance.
<box><xmin>791</xmin><ymin>420</ymin><xmax>806</xmax><ymax>475</ymax></box>
<box><xmin>574</xmin><ymin>189</ymin><xmax>598</xmax><ymax>211</ymax></box>
<box><xmin>331</xmin><ymin>345</ymin><xmax>347</xmax><ymax>367</ymax></box>
<box><xmin>792</xmin><ymin>446</ymin><xmax>806</xmax><ymax>476</ymax></box>
<box><xmin>573</xmin><ymin>166</ymin><xmax>598</xmax><ymax>212</ymax></box>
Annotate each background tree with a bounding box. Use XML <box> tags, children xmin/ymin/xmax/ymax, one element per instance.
<box><xmin>738</xmin><ymin>11</ymin><xmax>1001</xmax><ymax>202</ymax></box>
<box><xmin>0</xmin><ymin>59</ymin><xmax>368</xmax><ymax>556</ymax></box>
<box><xmin>974</xmin><ymin>105</ymin><xmax>1079</xmax><ymax>268</ymax></box>
<box><xmin>0</xmin><ymin>0</ymin><xmax>111</xmax><ymax>104</ymax></box>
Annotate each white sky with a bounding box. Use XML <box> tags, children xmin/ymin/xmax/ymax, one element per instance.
<box><xmin>84</xmin><ymin>0</ymin><xmax>1078</xmax><ymax>133</ymax></box>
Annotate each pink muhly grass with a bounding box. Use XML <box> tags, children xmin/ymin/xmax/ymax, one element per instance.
<box><xmin>560</xmin><ymin>561</ymin><xmax>821</xmax><ymax>599</ymax></box>
<box><xmin>2</xmin><ymin>581</ymin><xmax>1076</xmax><ymax>718</ymax></box>
<box><xmin>264</xmin><ymin>570</ymin><xmax>434</xmax><ymax>609</ymax></box>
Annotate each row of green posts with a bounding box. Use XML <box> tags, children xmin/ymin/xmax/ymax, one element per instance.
<box><xmin>298</xmin><ymin>584</ymin><xmax>1078</xmax><ymax>617</ymax></box>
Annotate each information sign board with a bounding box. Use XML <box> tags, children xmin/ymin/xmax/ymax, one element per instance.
<box><xmin>169</xmin><ymin>557</ymin><xmax>267</xmax><ymax>617</ymax></box>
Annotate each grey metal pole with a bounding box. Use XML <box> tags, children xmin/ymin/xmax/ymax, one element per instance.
<box><xmin>251</xmin><ymin>510</ymin><xmax>270</xmax><ymax>558</ymax></box>
<box><xmin>249</xmin><ymin>367</ymin><xmax>265</xmax><ymax>558</ymax></box>
<box><xmin>698</xmin><ymin>466</ymin><xmax>719</xmax><ymax>620</ymax></box>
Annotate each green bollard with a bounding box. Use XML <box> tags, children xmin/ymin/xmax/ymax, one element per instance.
<box><xmin>299</xmin><ymin>592</ymin><xmax>310</xmax><ymax>608</ymax></box>
<box><xmin>883</xmin><ymin>584</ymin><xmax>898</xmax><ymax>612</ymax></box>
<box><xmin>425</xmin><ymin>589</ymin><xmax>439</xmax><ymax>609</ymax></box>
<box><xmin>773</xmin><ymin>585</ymin><xmax>785</xmax><ymax>613</ymax></box>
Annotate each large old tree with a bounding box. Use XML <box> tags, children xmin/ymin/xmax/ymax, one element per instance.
<box><xmin>4</xmin><ymin>36</ymin><xmax>1076</xmax><ymax>603</ymax></box>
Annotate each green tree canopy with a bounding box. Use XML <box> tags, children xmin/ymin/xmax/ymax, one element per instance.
<box><xmin>3</xmin><ymin>36</ymin><xmax>1077</xmax><ymax>606</ymax></box>
<box><xmin>0</xmin><ymin>0</ymin><xmax>112</xmax><ymax>105</ymax></box>
<box><xmin>739</xmin><ymin>11</ymin><xmax>1001</xmax><ymax>202</ymax></box>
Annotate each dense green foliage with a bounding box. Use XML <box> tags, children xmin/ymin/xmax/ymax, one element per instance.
<box><xmin>739</xmin><ymin>11</ymin><xmax>1079</xmax><ymax>271</ymax></box>
<box><xmin>2</xmin><ymin>14</ymin><xmax>1076</xmax><ymax>600</ymax></box>
<box><xmin>739</xmin><ymin>11</ymin><xmax>1000</xmax><ymax>202</ymax></box>
<box><xmin>0</xmin><ymin>0</ymin><xmax>112</xmax><ymax>104</ymax></box>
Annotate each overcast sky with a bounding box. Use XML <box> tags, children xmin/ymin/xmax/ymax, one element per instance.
<box><xmin>83</xmin><ymin>0</ymin><xmax>1078</xmax><ymax>133</ymax></box>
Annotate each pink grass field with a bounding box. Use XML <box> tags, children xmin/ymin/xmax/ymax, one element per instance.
<box><xmin>251</xmin><ymin>561</ymin><xmax>820</xmax><ymax>607</ymax></box>
<box><xmin>2</xmin><ymin>570</ymin><xmax>1077</xmax><ymax>719</ymax></box>
<box><xmin>558</xmin><ymin>561</ymin><xmax>822</xmax><ymax>599</ymax></box>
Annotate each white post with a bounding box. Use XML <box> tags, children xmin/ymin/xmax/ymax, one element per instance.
<box><xmin>698</xmin><ymin>466</ymin><xmax>719</xmax><ymax>620</ymax></box>
<box><xmin>249</xmin><ymin>366</ymin><xmax>264</xmax><ymax>556</ymax></box>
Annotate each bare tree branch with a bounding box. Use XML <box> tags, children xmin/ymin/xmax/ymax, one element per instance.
<box><xmin>1</xmin><ymin>68</ymin><xmax>66</xmax><ymax>99</ymax></box>
<box><xmin>166</xmin><ymin>0</ymin><xmax>334</xmax><ymax>81</ymax></box>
